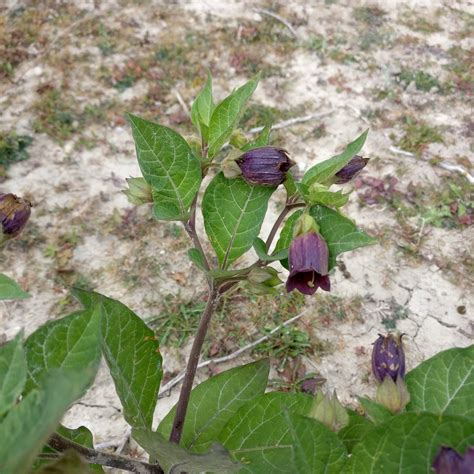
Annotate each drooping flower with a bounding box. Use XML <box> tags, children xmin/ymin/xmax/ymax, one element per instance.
<box><xmin>432</xmin><ymin>446</ymin><xmax>474</xmax><ymax>474</ymax></box>
<box><xmin>371</xmin><ymin>333</ymin><xmax>406</xmax><ymax>383</ymax></box>
<box><xmin>334</xmin><ymin>155</ymin><xmax>369</xmax><ymax>184</ymax></box>
<box><xmin>235</xmin><ymin>147</ymin><xmax>295</xmax><ymax>186</ymax></box>
<box><xmin>286</xmin><ymin>215</ymin><xmax>330</xmax><ymax>296</ymax></box>
<box><xmin>0</xmin><ymin>193</ymin><xmax>31</xmax><ymax>244</ymax></box>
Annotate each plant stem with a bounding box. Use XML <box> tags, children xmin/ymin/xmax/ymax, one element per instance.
<box><xmin>184</xmin><ymin>196</ymin><xmax>211</xmax><ymax>273</ymax></box>
<box><xmin>265</xmin><ymin>202</ymin><xmax>305</xmax><ymax>251</ymax></box>
<box><xmin>48</xmin><ymin>433</ymin><xmax>163</xmax><ymax>474</ymax></box>
<box><xmin>169</xmin><ymin>287</ymin><xmax>220</xmax><ymax>444</ymax></box>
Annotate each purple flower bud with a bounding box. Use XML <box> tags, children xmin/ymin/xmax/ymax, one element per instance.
<box><xmin>286</xmin><ymin>231</ymin><xmax>330</xmax><ymax>296</ymax></box>
<box><xmin>371</xmin><ymin>333</ymin><xmax>406</xmax><ymax>383</ymax></box>
<box><xmin>334</xmin><ymin>155</ymin><xmax>369</xmax><ymax>184</ymax></box>
<box><xmin>237</xmin><ymin>147</ymin><xmax>295</xmax><ymax>186</ymax></box>
<box><xmin>432</xmin><ymin>446</ymin><xmax>474</xmax><ymax>474</ymax></box>
<box><xmin>0</xmin><ymin>193</ymin><xmax>31</xmax><ymax>242</ymax></box>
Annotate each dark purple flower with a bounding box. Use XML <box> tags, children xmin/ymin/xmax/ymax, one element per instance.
<box><xmin>0</xmin><ymin>193</ymin><xmax>32</xmax><ymax>241</ymax></box>
<box><xmin>286</xmin><ymin>231</ymin><xmax>330</xmax><ymax>296</ymax></box>
<box><xmin>237</xmin><ymin>147</ymin><xmax>295</xmax><ymax>186</ymax></box>
<box><xmin>432</xmin><ymin>446</ymin><xmax>474</xmax><ymax>474</ymax></box>
<box><xmin>334</xmin><ymin>155</ymin><xmax>369</xmax><ymax>184</ymax></box>
<box><xmin>371</xmin><ymin>333</ymin><xmax>406</xmax><ymax>383</ymax></box>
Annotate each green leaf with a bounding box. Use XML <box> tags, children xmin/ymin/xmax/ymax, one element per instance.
<box><xmin>344</xmin><ymin>413</ymin><xmax>474</xmax><ymax>473</ymax></box>
<box><xmin>338</xmin><ymin>411</ymin><xmax>374</xmax><ymax>453</ymax></box>
<box><xmin>128</xmin><ymin>114</ymin><xmax>202</xmax><ymax>221</ymax></box>
<box><xmin>0</xmin><ymin>273</ymin><xmax>29</xmax><ymax>300</ymax></box>
<box><xmin>191</xmin><ymin>71</ymin><xmax>215</xmax><ymax>142</ymax></box>
<box><xmin>24</xmin><ymin>307</ymin><xmax>101</xmax><ymax>393</ymax></box>
<box><xmin>0</xmin><ymin>333</ymin><xmax>26</xmax><ymax>417</ymax></box>
<box><xmin>283</xmin><ymin>173</ymin><xmax>298</xmax><ymax>198</ymax></box>
<box><xmin>0</xmin><ymin>367</ymin><xmax>97</xmax><ymax>474</ymax></box>
<box><xmin>81</xmin><ymin>291</ymin><xmax>163</xmax><ymax>430</ymax></box>
<box><xmin>302</xmin><ymin>130</ymin><xmax>368</xmax><ymax>186</ymax></box>
<box><xmin>208</xmin><ymin>75</ymin><xmax>260</xmax><ymax>158</ymax></box>
<box><xmin>133</xmin><ymin>429</ymin><xmax>241</xmax><ymax>473</ymax></box>
<box><xmin>207</xmin><ymin>268</ymin><xmax>247</xmax><ymax>281</ymax></box>
<box><xmin>219</xmin><ymin>392</ymin><xmax>346</xmax><ymax>473</ymax></box>
<box><xmin>358</xmin><ymin>397</ymin><xmax>393</xmax><ymax>425</ymax></box>
<box><xmin>158</xmin><ymin>360</ymin><xmax>269</xmax><ymax>453</ymax></box>
<box><xmin>187</xmin><ymin>248</ymin><xmax>207</xmax><ymax>271</ymax></box>
<box><xmin>406</xmin><ymin>345</ymin><xmax>474</xmax><ymax>420</ymax></box>
<box><xmin>241</xmin><ymin>123</ymin><xmax>272</xmax><ymax>151</ymax></box>
<box><xmin>36</xmin><ymin>450</ymin><xmax>94</xmax><ymax>474</ymax></box>
<box><xmin>253</xmin><ymin>237</ymin><xmax>288</xmax><ymax>262</ymax></box>
<box><xmin>202</xmin><ymin>173</ymin><xmax>275</xmax><ymax>268</ymax></box>
<box><xmin>310</xmin><ymin>205</ymin><xmax>376</xmax><ymax>268</ymax></box>
<box><xmin>306</xmin><ymin>187</ymin><xmax>351</xmax><ymax>208</ymax></box>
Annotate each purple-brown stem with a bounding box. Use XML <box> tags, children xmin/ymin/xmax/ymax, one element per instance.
<box><xmin>48</xmin><ymin>432</ymin><xmax>163</xmax><ymax>473</ymax></box>
<box><xmin>169</xmin><ymin>287</ymin><xmax>220</xmax><ymax>443</ymax></box>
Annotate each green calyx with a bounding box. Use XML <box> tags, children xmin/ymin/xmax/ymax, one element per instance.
<box><xmin>309</xmin><ymin>390</ymin><xmax>349</xmax><ymax>432</ymax></box>
<box><xmin>124</xmin><ymin>177</ymin><xmax>153</xmax><ymax>205</ymax></box>
<box><xmin>375</xmin><ymin>376</ymin><xmax>410</xmax><ymax>414</ymax></box>
<box><xmin>293</xmin><ymin>213</ymin><xmax>319</xmax><ymax>237</ymax></box>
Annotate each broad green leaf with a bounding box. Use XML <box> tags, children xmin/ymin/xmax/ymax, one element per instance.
<box><xmin>306</xmin><ymin>187</ymin><xmax>351</xmax><ymax>208</ymax></box>
<box><xmin>241</xmin><ymin>123</ymin><xmax>272</xmax><ymax>151</ymax></box>
<box><xmin>344</xmin><ymin>413</ymin><xmax>474</xmax><ymax>473</ymax></box>
<box><xmin>358</xmin><ymin>397</ymin><xmax>393</xmax><ymax>425</ymax></box>
<box><xmin>128</xmin><ymin>114</ymin><xmax>202</xmax><ymax>221</ymax></box>
<box><xmin>24</xmin><ymin>307</ymin><xmax>101</xmax><ymax>392</ymax></box>
<box><xmin>0</xmin><ymin>273</ymin><xmax>29</xmax><ymax>300</ymax></box>
<box><xmin>158</xmin><ymin>360</ymin><xmax>269</xmax><ymax>453</ymax></box>
<box><xmin>36</xmin><ymin>450</ymin><xmax>93</xmax><ymax>474</ymax></box>
<box><xmin>406</xmin><ymin>345</ymin><xmax>474</xmax><ymax>420</ymax></box>
<box><xmin>253</xmin><ymin>237</ymin><xmax>288</xmax><ymax>262</ymax></box>
<box><xmin>191</xmin><ymin>71</ymin><xmax>215</xmax><ymax>142</ymax></box>
<box><xmin>338</xmin><ymin>411</ymin><xmax>374</xmax><ymax>453</ymax></box>
<box><xmin>133</xmin><ymin>429</ymin><xmax>241</xmax><ymax>473</ymax></box>
<box><xmin>0</xmin><ymin>367</ymin><xmax>97</xmax><ymax>474</ymax></box>
<box><xmin>187</xmin><ymin>248</ymin><xmax>207</xmax><ymax>271</ymax></box>
<box><xmin>219</xmin><ymin>392</ymin><xmax>346</xmax><ymax>473</ymax></box>
<box><xmin>310</xmin><ymin>205</ymin><xmax>376</xmax><ymax>268</ymax></box>
<box><xmin>208</xmin><ymin>75</ymin><xmax>260</xmax><ymax>158</ymax></box>
<box><xmin>202</xmin><ymin>173</ymin><xmax>275</xmax><ymax>268</ymax></box>
<box><xmin>285</xmin><ymin>413</ymin><xmax>347</xmax><ymax>474</ymax></box>
<box><xmin>80</xmin><ymin>291</ymin><xmax>163</xmax><ymax>430</ymax></box>
<box><xmin>302</xmin><ymin>130</ymin><xmax>368</xmax><ymax>186</ymax></box>
<box><xmin>0</xmin><ymin>333</ymin><xmax>26</xmax><ymax>417</ymax></box>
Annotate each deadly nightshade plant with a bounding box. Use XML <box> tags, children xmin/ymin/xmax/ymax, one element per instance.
<box><xmin>3</xmin><ymin>72</ymin><xmax>473</xmax><ymax>474</ymax></box>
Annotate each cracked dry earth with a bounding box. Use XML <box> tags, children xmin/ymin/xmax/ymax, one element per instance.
<box><xmin>1</xmin><ymin>0</ymin><xmax>473</xmax><ymax>458</ymax></box>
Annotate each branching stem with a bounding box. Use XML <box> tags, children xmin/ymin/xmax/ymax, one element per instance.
<box><xmin>48</xmin><ymin>433</ymin><xmax>163</xmax><ymax>474</ymax></box>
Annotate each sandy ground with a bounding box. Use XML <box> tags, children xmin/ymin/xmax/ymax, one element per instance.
<box><xmin>1</xmin><ymin>0</ymin><xmax>473</xmax><ymax>461</ymax></box>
